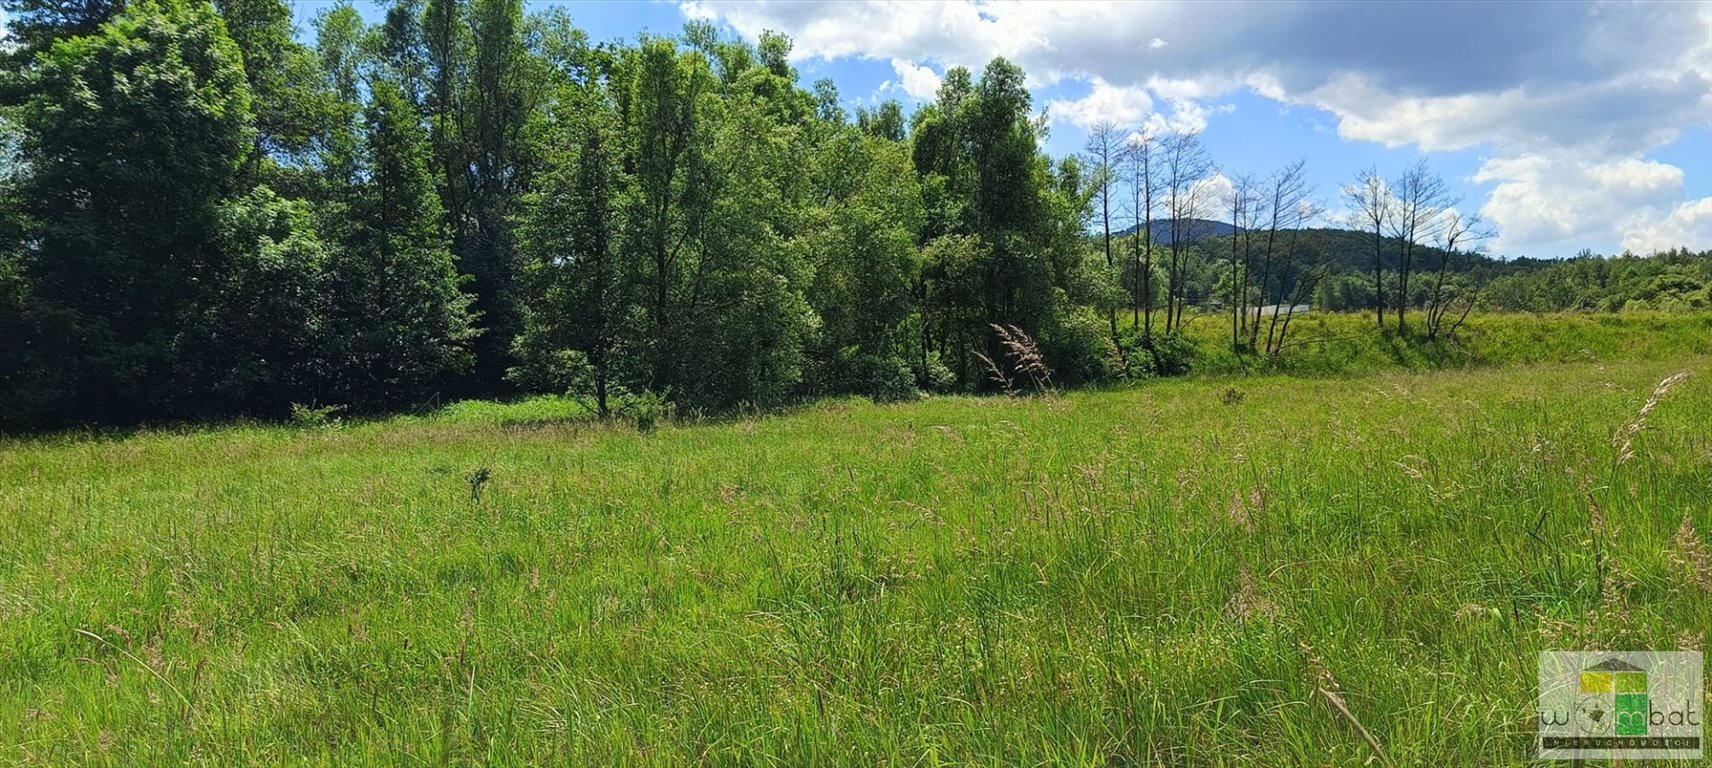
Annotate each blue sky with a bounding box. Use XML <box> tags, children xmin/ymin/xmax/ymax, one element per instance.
<box><xmin>289</xmin><ymin>0</ymin><xmax>1711</xmax><ymax>259</ymax></box>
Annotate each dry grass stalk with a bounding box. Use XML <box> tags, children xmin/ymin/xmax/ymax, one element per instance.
<box><xmin>1300</xmin><ymin>642</ymin><xmax>1395</xmax><ymax>768</ymax></box>
<box><xmin>1226</xmin><ymin>488</ymin><xmax>1263</xmax><ymax>532</ymax></box>
<box><xmin>1226</xmin><ymin>491</ymin><xmax>1251</xmax><ymax>531</ymax></box>
<box><xmin>74</xmin><ymin>628</ymin><xmax>189</xmax><ymax>706</ymax></box>
<box><xmin>1454</xmin><ymin>603</ymin><xmax>1498</xmax><ymax>621</ymax></box>
<box><xmin>1584</xmin><ymin>492</ymin><xmax>1635</xmax><ymax>605</ymax></box>
<box><xmin>1669</xmin><ymin>516</ymin><xmax>1712</xmax><ymax>592</ymax></box>
<box><xmin>1223</xmin><ymin>567</ymin><xmax>1277</xmax><ymax>621</ymax></box>
<box><xmin>1615</xmin><ymin>371</ymin><xmax>1691</xmax><ymax>464</ymax></box>
<box><xmin>990</xmin><ymin>324</ymin><xmax>1054</xmax><ymax>394</ymax></box>
<box><xmin>971</xmin><ymin>351</ymin><xmax>1013</xmax><ymax>394</ymax></box>
<box><xmin>1391</xmin><ymin>455</ymin><xmax>1426</xmax><ymax>480</ymax></box>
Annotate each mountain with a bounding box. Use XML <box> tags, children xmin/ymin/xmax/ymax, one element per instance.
<box><xmin>1111</xmin><ymin>218</ymin><xmax>1240</xmax><ymax>246</ymax></box>
<box><xmin>1210</xmin><ymin>228</ymin><xmax>1518</xmax><ymax>276</ymax></box>
<box><xmin>1100</xmin><ymin>223</ymin><xmax>1524</xmax><ymax>276</ymax></box>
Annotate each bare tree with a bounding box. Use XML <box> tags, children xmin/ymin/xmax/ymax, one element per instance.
<box><xmin>1386</xmin><ymin>160</ymin><xmax>1455</xmax><ymax>334</ymax></box>
<box><xmin>1226</xmin><ymin>172</ymin><xmax>1260</xmax><ymax>351</ymax></box>
<box><xmin>1263</xmin><ymin>197</ymin><xmax>1326</xmax><ymax>356</ymax></box>
<box><xmin>1343</xmin><ymin>167</ymin><xmax>1390</xmax><ymax>328</ymax></box>
<box><xmin>1159</xmin><ymin>131</ymin><xmax>1215</xmax><ymax>334</ymax></box>
<box><xmin>1123</xmin><ymin>130</ymin><xmax>1159</xmax><ymax>337</ymax></box>
<box><xmin>1425</xmin><ymin>209</ymin><xmax>1494</xmax><ymax>340</ymax></box>
<box><xmin>1250</xmin><ymin>160</ymin><xmax>1310</xmax><ymax>351</ymax></box>
<box><xmin>1083</xmin><ymin>121</ymin><xmax>1123</xmax><ymax>338</ymax></box>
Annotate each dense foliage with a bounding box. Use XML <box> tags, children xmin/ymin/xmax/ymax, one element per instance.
<box><xmin>0</xmin><ymin>0</ymin><xmax>1123</xmax><ymax>427</ymax></box>
<box><xmin>0</xmin><ymin>0</ymin><xmax>1705</xmax><ymax>428</ymax></box>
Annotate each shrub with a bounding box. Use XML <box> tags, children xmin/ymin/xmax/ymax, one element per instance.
<box><xmin>1041</xmin><ymin>307</ymin><xmax>1116</xmax><ymax>387</ymax></box>
<box><xmin>1147</xmin><ymin>332</ymin><xmax>1198</xmax><ymax>377</ymax></box>
<box><xmin>505</xmin><ymin>341</ymin><xmax>595</xmax><ymax>396</ymax></box>
<box><xmin>918</xmin><ymin>351</ymin><xmax>957</xmax><ymax>394</ymax></box>
<box><xmin>289</xmin><ymin>402</ymin><xmax>345</xmax><ymax>427</ymax></box>
<box><xmin>617</xmin><ymin>390</ymin><xmax>674</xmax><ymax>433</ymax></box>
<box><xmin>856</xmin><ymin>355</ymin><xmax>920</xmax><ymax>403</ymax></box>
<box><xmin>1113</xmin><ymin>327</ymin><xmax>1156</xmax><ymax>380</ymax></box>
<box><xmin>434</xmin><ymin>396</ymin><xmax>593</xmax><ymax>427</ymax></box>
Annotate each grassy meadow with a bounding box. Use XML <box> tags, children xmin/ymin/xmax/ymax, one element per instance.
<box><xmin>1171</xmin><ymin>310</ymin><xmax>1712</xmax><ymax>376</ymax></box>
<box><xmin>3</xmin><ymin>314</ymin><xmax>1712</xmax><ymax>765</ymax></box>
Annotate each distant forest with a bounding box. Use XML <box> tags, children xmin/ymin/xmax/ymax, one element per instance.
<box><xmin>0</xmin><ymin>0</ymin><xmax>1706</xmax><ymax>428</ymax></box>
<box><xmin>1163</xmin><ymin>227</ymin><xmax>1712</xmax><ymax>317</ymax></box>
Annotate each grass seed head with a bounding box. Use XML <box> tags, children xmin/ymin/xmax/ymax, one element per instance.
<box><xmin>1615</xmin><ymin>371</ymin><xmax>1691</xmax><ymax>464</ymax></box>
<box><xmin>1669</xmin><ymin>515</ymin><xmax>1712</xmax><ymax>592</ymax></box>
<box><xmin>1223</xmin><ymin>567</ymin><xmax>1277</xmax><ymax>622</ymax></box>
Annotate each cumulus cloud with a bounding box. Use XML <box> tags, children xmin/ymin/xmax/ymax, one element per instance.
<box><xmin>1145</xmin><ymin>99</ymin><xmax>1233</xmax><ymax>137</ymax></box>
<box><xmin>886</xmin><ymin>58</ymin><xmax>942</xmax><ymax>101</ymax></box>
<box><xmin>1192</xmin><ymin>172</ymin><xmax>1234</xmax><ymax>205</ymax></box>
<box><xmin>1471</xmin><ymin>156</ymin><xmax>1686</xmax><ymax>255</ymax></box>
<box><xmin>1622</xmin><ymin>197</ymin><xmax>1712</xmax><ymax>254</ymax></box>
<box><xmin>1046</xmin><ymin>79</ymin><xmax>1152</xmax><ymax>130</ymax></box>
<box><xmin>680</xmin><ymin>0</ymin><xmax>1712</xmax><ymax>253</ymax></box>
<box><xmin>1287</xmin><ymin>71</ymin><xmax>1712</xmax><ymax>156</ymax></box>
<box><xmin>1472</xmin><ymin>155</ymin><xmax>1712</xmax><ymax>256</ymax></box>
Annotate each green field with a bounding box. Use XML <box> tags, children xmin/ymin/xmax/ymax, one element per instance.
<box><xmin>4</xmin><ymin>320</ymin><xmax>1712</xmax><ymax>765</ymax></box>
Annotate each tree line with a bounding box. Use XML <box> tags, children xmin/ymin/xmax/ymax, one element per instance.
<box><xmin>0</xmin><ymin>0</ymin><xmax>1092</xmax><ymax>425</ymax></box>
<box><xmin>2</xmin><ymin>0</ymin><xmax>1233</xmax><ymax>427</ymax></box>
<box><xmin>0</xmin><ymin>0</ymin><xmax>1702</xmax><ymax>429</ymax></box>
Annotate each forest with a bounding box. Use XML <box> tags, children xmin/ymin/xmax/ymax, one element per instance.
<box><xmin>1</xmin><ymin>0</ymin><xmax>1708</xmax><ymax>429</ymax></box>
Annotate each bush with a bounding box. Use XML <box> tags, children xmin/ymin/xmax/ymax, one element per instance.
<box><xmin>289</xmin><ymin>402</ymin><xmax>345</xmax><ymax>427</ymax></box>
<box><xmin>1113</xmin><ymin>327</ymin><xmax>1155</xmax><ymax>380</ymax></box>
<box><xmin>918</xmin><ymin>351</ymin><xmax>957</xmax><ymax>394</ymax></box>
<box><xmin>1041</xmin><ymin>307</ymin><xmax>1116</xmax><ymax>387</ymax></box>
<box><xmin>617</xmin><ymin>390</ymin><xmax>674</xmax><ymax>433</ymax></box>
<box><xmin>1147</xmin><ymin>332</ymin><xmax>1198</xmax><ymax>377</ymax></box>
<box><xmin>505</xmin><ymin>339</ymin><xmax>595</xmax><ymax>396</ymax></box>
<box><xmin>1111</xmin><ymin>328</ymin><xmax>1193</xmax><ymax>378</ymax></box>
<box><xmin>855</xmin><ymin>355</ymin><xmax>920</xmax><ymax>403</ymax></box>
<box><xmin>434</xmin><ymin>396</ymin><xmax>593</xmax><ymax>427</ymax></box>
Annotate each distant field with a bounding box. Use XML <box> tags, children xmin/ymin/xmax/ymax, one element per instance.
<box><xmin>3</xmin><ymin>338</ymin><xmax>1712</xmax><ymax>764</ymax></box>
<box><xmin>1165</xmin><ymin>310</ymin><xmax>1712</xmax><ymax>376</ymax></box>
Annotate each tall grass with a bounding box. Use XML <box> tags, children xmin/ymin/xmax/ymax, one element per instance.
<box><xmin>1</xmin><ymin>348</ymin><xmax>1709</xmax><ymax>764</ymax></box>
<box><xmin>1178</xmin><ymin>310</ymin><xmax>1712</xmax><ymax>377</ymax></box>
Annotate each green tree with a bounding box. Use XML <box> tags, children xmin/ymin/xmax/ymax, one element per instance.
<box><xmin>178</xmin><ymin>187</ymin><xmax>330</xmax><ymax>414</ymax></box>
<box><xmin>324</xmin><ymin>82</ymin><xmax>476</xmax><ymax>409</ymax></box>
<box><xmin>9</xmin><ymin>0</ymin><xmax>255</xmax><ymax>422</ymax></box>
<box><xmin>684</xmin><ymin>99</ymin><xmax>815</xmax><ymax>408</ymax></box>
<box><xmin>857</xmin><ymin>100</ymin><xmax>906</xmax><ymax>142</ymax></box>
<box><xmin>1</xmin><ymin>0</ymin><xmax>124</xmax><ymax>69</ymax></box>
<box><xmin>510</xmin><ymin>86</ymin><xmax>624</xmax><ymax>415</ymax></box>
<box><xmin>911</xmin><ymin>58</ymin><xmax>1101</xmax><ymax>389</ymax></box>
<box><xmin>617</xmin><ymin>38</ymin><xmax>713</xmax><ymax>393</ymax></box>
<box><xmin>801</xmin><ymin>126</ymin><xmax>923</xmax><ymax>399</ymax></box>
<box><xmin>459</xmin><ymin>0</ymin><xmax>541</xmax><ymax>389</ymax></box>
<box><xmin>215</xmin><ymin>0</ymin><xmax>336</xmax><ymax>174</ymax></box>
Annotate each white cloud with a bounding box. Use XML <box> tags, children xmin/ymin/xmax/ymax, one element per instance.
<box><xmin>1471</xmin><ymin>156</ymin><xmax>1703</xmax><ymax>256</ymax></box>
<box><xmin>1143</xmin><ymin>99</ymin><xmax>1233</xmax><ymax>137</ymax></box>
<box><xmin>680</xmin><ymin>0</ymin><xmax>1712</xmax><ymax>253</ymax></box>
<box><xmin>1621</xmin><ymin>197</ymin><xmax>1712</xmax><ymax>254</ymax></box>
<box><xmin>1046</xmin><ymin>78</ymin><xmax>1152</xmax><ymax>130</ymax></box>
<box><xmin>1284</xmin><ymin>71</ymin><xmax>1712</xmax><ymax>156</ymax></box>
<box><xmin>887</xmin><ymin>58</ymin><xmax>942</xmax><ymax>101</ymax></box>
<box><xmin>1192</xmin><ymin>172</ymin><xmax>1234</xmax><ymax>205</ymax></box>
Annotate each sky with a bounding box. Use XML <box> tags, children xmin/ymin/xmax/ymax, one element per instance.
<box><xmin>290</xmin><ymin>1</ymin><xmax>1711</xmax><ymax>257</ymax></box>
